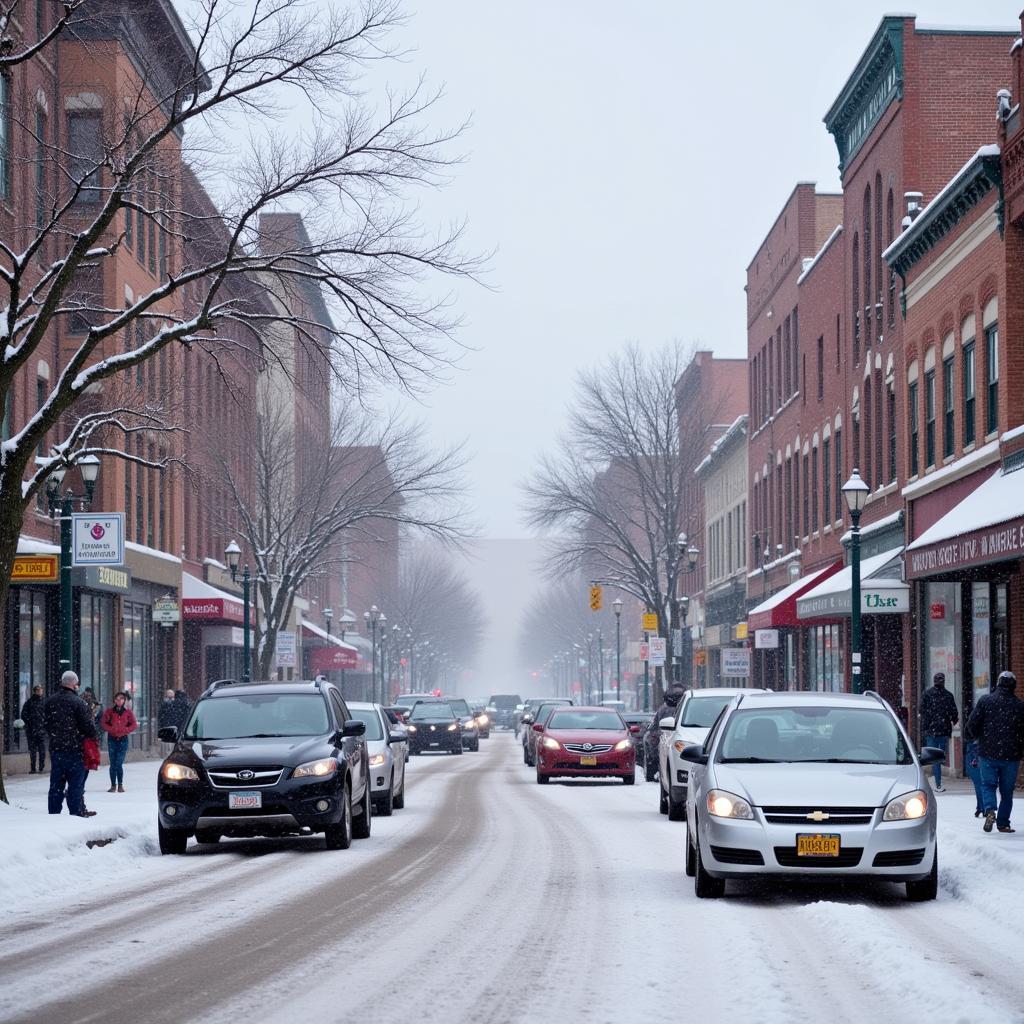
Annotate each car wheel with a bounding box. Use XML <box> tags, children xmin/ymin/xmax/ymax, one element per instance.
<box><xmin>906</xmin><ymin>849</ymin><xmax>938</xmax><ymax>902</ymax></box>
<box><xmin>194</xmin><ymin>830</ymin><xmax>221</xmax><ymax>845</ymax></box>
<box><xmin>659</xmin><ymin>784</ymin><xmax>669</xmax><ymax>815</ymax></box>
<box><xmin>621</xmin><ymin>772</ymin><xmax>635</xmax><ymax>786</ymax></box>
<box><xmin>668</xmin><ymin>790</ymin><xmax>686</xmax><ymax>821</ymax></box>
<box><xmin>353</xmin><ymin>780</ymin><xmax>372</xmax><ymax>839</ymax></box>
<box><xmin>158</xmin><ymin>822</ymin><xmax>188</xmax><ymax>855</ymax></box>
<box><xmin>453</xmin><ymin>743</ymin><xmax>463</xmax><ymax>756</ymax></box>
<box><xmin>536</xmin><ymin>766</ymin><xmax>550</xmax><ymax>785</ymax></box>
<box><xmin>645</xmin><ymin>761</ymin><xmax>657</xmax><ymax>783</ymax></box>
<box><xmin>522</xmin><ymin>744</ymin><xmax>529</xmax><ymax>764</ymax></box>
<box><xmin>471</xmin><ymin>739</ymin><xmax>480</xmax><ymax>752</ymax></box>
<box><xmin>694</xmin><ymin>828</ymin><xmax>725</xmax><ymax>898</ymax></box>
<box><xmin>685</xmin><ymin>826</ymin><xmax>697</xmax><ymax>877</ymax></box>
<box><xmin>324</xmin><ymin>784</ymin><xmax>353</xmax><ymax>850</ymax></box>
<box><xmin>375</xmin><ymin>773</ymin><xmax>395</xmax><ymax>817</ymax></box>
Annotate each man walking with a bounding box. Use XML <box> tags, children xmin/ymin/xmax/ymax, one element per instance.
<box><xmin>920</xmin><ymin>672</ymin><xmax>958</xmax><ymax>791</ymax></box>
<box><xmin>20</xmin><ymin>684</ymin><xmax>47</xmax><ymax>774</ymax></box>
<box><xmin>43</xmin><ymin>671</ymin><xmax>98</xmax><ymax>817</ymax></box>
<box><xmin>967</xmin><ymin>671</ymin><xmax>1024</xmax><ymax>834</ymax></box>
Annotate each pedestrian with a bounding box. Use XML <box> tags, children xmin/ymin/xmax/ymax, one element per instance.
<box><xmin>964</xmin><ymin>730</ymin><xmax>986</xmax><ymax>818</ymax></box>
<box><xmin>80</xmin><ymin>686</ymin><xmax>103</xmax><ymax>748</ymax></box>
<box><xmin>967</xmin><ymin>671</ymin><xmax>1024</xmax><ymax>834</ymax></box>
<box><xmin>100</xmin><ymin>691</ymin><xmax>138</xmax><ymax>793</ymax></box>
<box><xmin>82</xmin><ymin>733</ymin><xmax>100</xmax><ymax>814</ymax></box>
<box><xmin>19</xmin><ymin>684</ymin><xmax>47</xmax><ymax>774</ymax></box>
<box><xmin>42</xmin><ymin>671</ymin><xmax>98</xmax><ymax>817</ymax></box>
<box><xmin>643</xmin><ymin>685</ymin><xmax>686</xmax><ymax>781</ymax></box>
<box><xmin>171</xmin><ymin>688</ymin><xmax>192</xmax><ymax>730</ymax></box>
<box><xmin>920</xmin><ymin>671</ymin><xmax>958</xmax><ymax>791</ymax></box>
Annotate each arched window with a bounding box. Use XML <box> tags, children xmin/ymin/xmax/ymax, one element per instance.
<box><xmin>863</xmin><ymin>185</ymin><xmax>872</xmax><ymax>348</ymax></box>
<box><xmin>886</xmin><ymin>189</ymin><xmax>895</xmax><ymax>326</ymax></box>
<box><xmin>852</xmin><ymin>233</ymin><xmax>860</xmax><ymax>364</ymax></box>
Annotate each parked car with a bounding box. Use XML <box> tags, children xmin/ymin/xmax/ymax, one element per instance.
<box><xmin>406</xmin><ymin>701</ymin><xmax>463</xmax><ymax>755</ymax></box>
<box><xmin>623</xmin><ymin>712</ymin><xmax>654</xmax><ymax>769</ymax></box>
<box><xmin>534</xmin><ymin>706</ymin><xmax>636</xmax><ymax>784</ymax></box>
<box><xmin>522</xmin><ymin>701</ymin><xmax>570</xmax><ymax>766</ymax></box>
<box><xmin>659</xmin><ymin>687</ymin><xmax>768</xmax><ymax>821</ymax></box>
<box><xmin>395</xmin><ymin>692</ymin><xmax>435</xmax><ymax>710</ymax></box>
<box><xmin>517</xmin><ymin>697</ymin><xmax>572</xmax><ymax>741</ymax></box>
<box><xmin>601</xmin><ymin>699</ymin><xmax>628</xmax><ymax>715</ymax></box>
<box><xmin>487</xmin><ymin>693</ymin><xmax>523</xmax><ymax>730</ymax></box>
<box><xmin>348</xmin><ymin>702</ymin><xmax>407</xmax><ymax>816</ymax></box>
<box><xmin>684</xmin><ymin>690</ymin><xmax>941</xmax><ymax>901</ymax></box>
<box><xmin>156</xmin><ymin>678</ymin><xmax>371</xmax><ymax>853</ymax></box>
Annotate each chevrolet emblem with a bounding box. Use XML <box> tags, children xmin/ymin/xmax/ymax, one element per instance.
<box><xmin>807</xmin><ymin>810</ymin><xmax>830</xmax><ymax>822</ymax></box>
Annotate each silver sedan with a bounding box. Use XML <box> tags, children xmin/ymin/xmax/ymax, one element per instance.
<box><xmin>348</xmin><ymin>702</ymin><xmax>408</xmax><ymax>816</ymax></box>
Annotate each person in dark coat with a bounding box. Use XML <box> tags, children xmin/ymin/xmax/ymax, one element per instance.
<box><xmin>43</xmin><ymin>671</ymin><xmax>98</xmax><ymax>817</ymax></box>
<box><xmin>171</xmin><ymin>689</ymin><xmax>193</xmax><ymax>730</ymax></box>
<box><xmin>920</xmin><ymin>672</ymin><xmax>958</xmax><ymax>791</ymax></box>
<box><xmin>967</xmin><ymin>671</ymin><xmax>1024</xmax><ymax>834</ymax></box>
<box><xmin>643</xmin><ymin>686</ymin><xmax>685</xmax><ymax>782</ymax></box>
<box><xmin>19</xmin><ymin>685</ymin><xmax>47</xmax><ymax>773</ymax></box>
<box><xmin>157</xmin><ymin>689</ymin><xmax>177</xmax><ymax>730</ymax></box>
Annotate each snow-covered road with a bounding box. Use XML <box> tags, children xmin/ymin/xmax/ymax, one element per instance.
<box><xmin>2</xmin><ymin>734</ymin><xmax>1023</xmax><ymax>1024</ymax></box>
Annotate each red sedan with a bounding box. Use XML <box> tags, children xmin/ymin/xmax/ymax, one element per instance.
<box><xmin>533</xmin><ymin>706</ymin><xmax>637</xmax><ymax>785</ymax></box>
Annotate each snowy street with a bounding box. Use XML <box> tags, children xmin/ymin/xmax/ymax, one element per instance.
<box><xmin>2</xmin><ymin>734</ymin><xmax>1024</xmax><ymax>1023</ymax></box>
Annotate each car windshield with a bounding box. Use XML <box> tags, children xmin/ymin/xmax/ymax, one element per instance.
<box><xmin>410</xmin><ymin>703</ymin><xmax>455</xmax><ymax>721</ymax></box>
<box><xmin>350</xmin><ymin>708</ymin><xmax>384</xmax><ymax>740</ymax></box>
<box><xmin>717</xmin><ymin>707</ymin><xmax>912</xmax><ymax>765</ymax></box>
<box><xmin>184</xmin><ymin>694</ymin><xmax>330</xmax><ymax>739</ymax></box>
<box><xmin>489</xmin><ymin>694</ymin><xmax>522</xmax><ymax>710</ymax></box>
<box><xmin>533</xmin><ymin>704</ymin><xmax>562</xmax><ymax>724</ymax></box>
<box><xmin>547</xmin><ymin>710</ymin><xmax>624</xmax><ymax>731</ymax></box>
<box><xmin>446</xmin><ymin>699</ymin><xmax>471</xmax><ymax>715</ymax></box>
<box><xmin>680</xmin><ymin>695</ymin><xmax>734</xmax><ymax>728</ymax></box>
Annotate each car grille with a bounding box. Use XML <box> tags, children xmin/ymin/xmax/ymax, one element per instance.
<box><xmin>762</xmin><ymin>806</ymin><xmax>875</xmax><ymax>826</ymax></box>
<box><xmin>872</xmin><ymin>849</ymin><xmax>926</xmax><ymax>867</ymax></box>
<box><xmin>774</xmin><ymin>847</ymin><xmax>864</xmax><ymax>867</ymax></box>
<box><xmin>710</xmin><ymin>846</ymin><xmax>765</xmax><ymax>865</ymax></box>
<box><xmin>563</xmin><ymin>743</ymin><xmax>613</xmax><ymax>754</ymax></box>
<box><xmin>208</xmin><ymin>767</ymin><xmax>285</xmax><ymax>789</ymax></box>
<box><xmin>552</xmin><ymin>761</ymin><xmax>617</xmax><ymax>770</ymax></box>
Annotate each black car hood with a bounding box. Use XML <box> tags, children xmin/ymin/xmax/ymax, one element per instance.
<box><xmin>181</xmin><ymin>735</ymin><xmax>333</xmax><ymax>767</ymax></box>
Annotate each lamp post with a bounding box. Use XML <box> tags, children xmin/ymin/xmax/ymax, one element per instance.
<box><xmin>338</xmin><ymin>609</ymin><xmax>356</xmax><ymax>690</ymax></box>
<box><xmin>675</xmin><ymin>533</ymin><xmax>700</xmax><ymax>687</ymax></box>
<box><xmin>597</xmin><ymin>628</ymin><xmax>605</xmax><ymax>704</ymax></box>
<box><xmin>612</xmin><ymin>598</ymin><xmax>623</xmax><ymax>701</ymax></box>
<box><xmin>842</xmin><ymin>468</ymin><xmax>870</xmax><ymax>694</ymax></box>
<box><xmin>45</xmin><ymin>456</ymin><xmax>101</xmax><ymax>676</ymax></box>
<box><xmin>323</xmin><ymin>607</ymin><xmax>333</xmax><ymax>635</ymax></box>
<box><xmin>406</xmin><ymin>630</ymin><xmax>414</xmax><ymax>689</ymax></box>
<box><xmin>364</xmin><ymin>606</ymin><xmax>380</xmax><ymax>702</ymax></box>
<box><xmin>224</xmin><ymin>540</ymin><xmax>252</xmax><ymax>682</ymax></box>
<box><xmin>586</xmin><ymin>632</ymin><xmax>594</xmax><ymax>703</ymax></box>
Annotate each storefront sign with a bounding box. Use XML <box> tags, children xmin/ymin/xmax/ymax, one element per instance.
<box><xmin>309</xmin><ymin>645</ymin><xmax>358</xmax><ymax>673</ymax></box>
<box><xmin>71</xmin><ymin>513</ymin><xmax>124</xmax><ymax>566</ymax></box>
<box><xmin>152</xmin><ymin>595</ymin><xmax>180</xmax><ymax>624</ymax></box>
<box><xmin>694</xmin><ymin>648</ymin><xmax>707</xmax><ymax>667</ymax></box>
<box><xmin>755</xmin><ymin>629</ymin><xmax>779</xmax><ymax>649</ymax></box>
<box><xmin>797</xmin><ymin>586</ymin><xmax>909</xmax><ymax>618</ymax></box>
<box><xmin>182</xmin><ymin>597</ymin><xmax>244</xmax><ymax>623</ymax></box>
<box><xmin>638</xmin><ymin>642</ymin><xmax>650</xmax><ymax>662</ymax></box>
<box><xmin>929</xmin><ymin>603</ymin><xmax>946</xmax><ymax>620</ymax></box>
<box><xmin>11</xmin><ymin>555</ymin><xmax>58</xmax><ymax>582</ymax></box>
<box><xmin>276</xmin><ymin>630</ymin><xmax>297</xmax><ymax>667</ymax></box>
<box><xmin>908</xmin><ymin>515</ymin><xmax>1024</xmax><ymax>579</ymax></box>
<box><xmin>734</xmin><ymin>622</ymin><xmax>749</xmax><ymax>641</ymax></box>
<box><xmin>721</xmin><ymin>647</ymin><xmax>751</xmax><ymax>678</ymax></box>
<box><xmin>71</xmin><ymin>565</ymin><xmax>131</xmax><ymax>594</ymax></box>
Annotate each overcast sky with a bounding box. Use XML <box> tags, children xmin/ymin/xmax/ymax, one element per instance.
<box><xmin>373</xmin><ymin>1</ymin><xmax>1019</xmax><ymax>538</ymax></box>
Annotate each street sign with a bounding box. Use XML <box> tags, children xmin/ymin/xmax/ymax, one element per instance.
<box><xmin>649</xmin><ymin>637</ymin><xmax>666</xmax><ymax>667</ymax></box>
<box><xmin>641</xmin><ymin>612</ymin><xmax>658</xmax><ymax>632</ymax></box>
<box><xmin>152</xmin><ymin>595</ymin><xmax>180</xmax><ymax>625</ymax></box>
<box><xmin>71</xmin><ymin>513</ymin><xmax>124</xmax><ymax>566</ymax></box>
<box><xmin>589</xmin><ymin>585</ymin><xmax>603</xmax><ymax>611</ymax></box>
<box><xmin>721</xmin><ymin>647</ymin><xmax>751</xmax><ymax>678</ymax></box>
<box><xmin>275</xmin><ymin>630</ymin><xmax>297</xmax><ymax>667</ymax></box>
<box><xmin>638</xmin><ymin>642</ymin><xmax>650</xmax><ymax>662</ymax></box>
<box><xmin>11</xmin><ymin>555</ymin><xmax>58</xmax><ymax>582</ymax></box>
<box><xmin>755</xmin><ymin>628</ymin><xmax>780</xmax><ymax>649</ymax></box>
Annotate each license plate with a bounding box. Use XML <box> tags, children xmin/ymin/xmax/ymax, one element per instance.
<box><xmin>229</xmin><ymin>791</ymin><xmax>262</xmax><ymax>810</ymax></box>
<box><xmin>797</xmin><ymin>833</ymin><xmax>840</xmax><ymax>857</ymax></box>
<box><xmin>580</xmin><ymin>756</ymin><xmax>598</xmax><ymax>766</ymax></box>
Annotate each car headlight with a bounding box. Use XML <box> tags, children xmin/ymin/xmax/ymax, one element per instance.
<box><xmin>706</xmin><ymin>789</ymin><xmax>753</xmax><ymax>820</ymax></box>
<box><xmin>408</xmin><ymin>725</ymin><xmax>417</xmax><ymax>732</ymax></box>
<box><xmin>368</xmin><ymin>753</ymin><xmax>386</xmax><ymax>768</ymax></box>
<box><xmin>447</xmin><ymin>723</ymin><xmax>458</xmax><ymax>732</ymax></box>
<box><xmin>883</xmin><ymin>790</ymin><xmax>928</xmax><ymax>821</ymax></box>
<box><xmin>614</xmin><ymin>739</ymin><xmax>633</xmax><ymax>751</ymax></box>
<box><xmin>541</xmin><ymin>736</ymin><xmax>560</xmax><ymax>750</ymax></box>
<box><xmin>477</xmin><ymin>715</ymin><xmax>489</xmax><ymax>725</ymax></box>
<box><xmin>293</xmin><ymin>758</ymin><xmax>337</xmax><ymax>779</ymax></box>
<box><xmin>161</xmin><ymin>762</ymin><xmax>199</xmax><ymax>782</ymax></box>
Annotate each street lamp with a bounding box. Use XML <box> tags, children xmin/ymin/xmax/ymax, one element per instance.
<box><xmin>597</xmin><ymin>628</ymin><xmax>605</xmax><ymax>704</ymax></box>
<box><xmin>224</xmin><ymin>540</ymin><xmax>252</xmax><ymax>683</ymax></box>
<box><xmin>46</xmin><ymin>455</ymin><xmax>101</xmax><ymax>676</ymax></box>
<box><xmin>842</xmin><ymin>468</ymin><xmax>870</xmax><ymax>694</ymax></box>
<box><xmin>612</xmin><ymin>598</ymin><xmax>623</xmax><ymax>701</ymax></box>
<box><xmin>364</xmin><ymin>606</ymin><xmax>380</xmax><ymax>702</ymax></box>
<box><xmin>676</xmin><ymin>533</ymin><xmax>700</xmax><ymax>686</ymax></box>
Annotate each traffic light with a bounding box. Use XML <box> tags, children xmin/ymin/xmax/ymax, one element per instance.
<box><xmin>589</xmin><ymin>584</ymin><xmax>603</xmax><ymax>611</ymax></box>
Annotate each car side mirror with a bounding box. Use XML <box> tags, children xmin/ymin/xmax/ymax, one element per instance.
<box><xmin>919</xmin><ymin>746</ymin><xmax>946</xmax><ymax>766</ymax></box>
<box><xmin>389</xmin><ymin>730</ymin><xmax>407</xmax><ymax>742</ymax></box>
<box><xmin>629</xmin><ymin>724</ymin><xmax>640</xmax><ymax>734</ymax></box>
<box><xmin>341</xmin><ymin>719</ymin><xmax>366</xmax><ymax>738</ymax></box>
<box><xmin>681</xmin><ymin>743</ymin><xmax>708</xmax><ymax>765</ymax></box>
<box><xmin>523</xmin><ymin>715</ymin><xmax>534</xmax><ymax>724</ymax></box>
<box><xmin>659</xmin><ymin>717</ymin><xmax>674</xmax><ymax>730</ymax></box>
<box><xmin>157</xmin><ymin>726</ymin><xmax>178</xmax><ymax>742</ymax></box>
<box><xmin>532</xmin><ymin>722</ymin><xmax>544</xmax><ymax>733</ymax></box>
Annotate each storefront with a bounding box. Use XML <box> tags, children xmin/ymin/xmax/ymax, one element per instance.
<box><xmin>73</xmin><ymin>566</ymin><xmax>130</xmax><ymax>707</ymax></box>
<box><xmin>301</xmin><ymin>618</ymin><xmax>358</xmax><ymax>681</ymax></box>
<box><xmin>703</xmin><ymin>579</ymin><xmax>748</xmax><ymax>687</ymax></box>
<box><xmin>181</xmin><ymin>572</ymin><xmax>246</xmax><ymax>692</ymax></box>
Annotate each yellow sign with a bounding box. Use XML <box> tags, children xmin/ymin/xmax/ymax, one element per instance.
<box><xmin>641</xmin><ymin>613</ymin><xmax>659</xmax><ymax>632</ymax></box>
<box><xmin>695</xmin><ymin>649</ymin><xmax>708</xmax><ymax>667</ymax></box>
<box><xmin>12</xmin><ymin>555</ymin><xmax>58</xmax><ymax>582</ymax></box>
<box><xmin>734</xmin><ymin>622</ymin><xmax>749</xmax><ymax>641</ymax></box>
<box><xmin>589</xmin><ymin>585</ymin><xmax>603</xmax><ymax>612</ymax></box>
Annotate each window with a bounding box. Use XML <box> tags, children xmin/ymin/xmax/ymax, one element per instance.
<box><xmin>35</xmin><ymin>107</ymin><xmax>47</xmax><ymax>232</ymax></box>
<box><xmin>863</xmin><ymin>185</ymin><xmax>873</xmax><ymax>347</ymax></box>
<box><xmin>823</xmin><ymin>439</ymin><xmax>831</xmax><ymax>525</ymax></box>
<box><xmin>35</xmin><ymin>377</ymin><xmax>47</xmax><ymax>456</ymax></box>
<box><xmin>963</xmin><ymin>340</ymin><xmax>976</xmax><ymax>446</ymax></box>
<box><xmin>924</xmin><ymin>370</ymin><xmax>936</xmax><ymax>468</ymax></box>
<box><xmin>68</xmin><ymin>263</ymin><xmax>103</xmax><ymax>334</ymax></box>
<box><xmin>811</xmin><ymin>445</ymin><xmax>819</xmax><ymax>533</ymax></box>
<box><xmin>834</xmin><ymin>428</ymin><xmax>842</xmax><ymax>521</ymax></box>
<box><xmin>0</xmin><ymin>75</ymin><xmax>10</xmax><ymax>201</ymax></box>
<box><xmin>887</xmin><ymin>385</ymin><xmax>897</xmax><ymax>483</ymax></box>
<box><xmin>817</xmin><ymin>336</ymin><xmax>824</xmax><ymax>399</ymax></box>
<box><xmin>784</xmin><ymin>316</ymin><xmax>792</xmax><ymax>397</ymax></box>
<box><xmin>792</xmin><ymin>306</ymin><xmax>799</xmax><ymax>391</ymax></box>
<box><xmin>67</xmin><ymin>112</ymin><xmax>103</xmax><ymax>203</ymax></box>
<box><xmin>874</xmin><ymin>372</ymin><xmax>883</xmax><ymax>487</ymax></box>
<box><xmin>863</xmin><ymin>384</ymin><xmax>872</xmax><ymax>489</ymax></box>
<box><xmin>886</xmin><ymin>190</ymin><xmax>896</xmax><ymax>326</ymax></box>
<box><xmin>942</xmin><ymin>355</ymin><xmax>954</xmax><ymax>459</ymax></box>
<box><xmin>793</xmin><ymin>457</ymin><xmax>800</xmax><ymax>545</ymax></box>
<box><xmin>852</xmin><ymin>233</ymin><xmax>860</xmax><ymax>364</ymax></box>
<box><xmin>909</xmin><ymin>381</ymin><xmax>919</xmax><ymax>477</ymax></box>
<box><xmin>802</xmin><ymin>452</ymin><xmax>809</xmax><ymax>538</ymax></box>
<box><xmin>785</xmin><ymin>457</ymin><xmax>793</xmax><ymax>549</ymax></box>
<box><xmin>985</xmin><ymin>323</ymin><xmax>999</xmax><ymax>436</ymax></box>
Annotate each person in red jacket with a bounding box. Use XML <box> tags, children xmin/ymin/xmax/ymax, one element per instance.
<box><xmin>100</xmin><ymin>692</ymin><xmax>138</xmax><ymax>793</ymax></box>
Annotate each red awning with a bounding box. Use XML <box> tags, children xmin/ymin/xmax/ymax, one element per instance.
<box><xmin>181</xmin><ymin>572</ymin><xmax>244</xmax><ymax>624</ymax></box>
<box><xmin>310</xmin><ymin>646</ymin><xmax>359</xmax><ymax>672</ymax></box>
<box><xmin>747</xmin><ymin>561</ymin><xmax>843</xmax><ymax>631</ymax></box>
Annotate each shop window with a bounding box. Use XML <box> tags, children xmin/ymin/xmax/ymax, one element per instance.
<box><xmin>985</xmin><ymin>323</ymin><xmax>999</xmax><ymax>436</ymax></box>
<box><xmin>924</xmin><ymin>370</ymin><xmax>936</xmax><ymax>469</ymax></box>
<box><xmin>925</xmin><ymin>582</ymin><xmax>962</xmax><ymax>723</ymax></box>
<box><xmin>16</xmin><ymin>592</ymin><xmax>48</xmax><ymax>732</ymax></box>
<box><xmin>909</xmin><ymin>381</ymin><xmax>919</xmax><ymax>477</ymax></box>
<box><xmin>963</xmin><ymin>340</ymin><xmax>976</xmax><ymax>446</ymax></box>
<box><xmin>806</xmin><ymin>624</ymin><xmax>846</xmax><ymax>692</ymax></box>
<box><xmin>942</xmin><ymin>355</ymin><xmax>954</xmax><ymax>459</ymax></box>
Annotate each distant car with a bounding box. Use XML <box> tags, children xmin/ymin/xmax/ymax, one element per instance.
<box><xmin>659</xmin><ymin>687</ymin><xmax>768</xmax><ymax>821</ymax></box>
<box><xmin>406</xmin><ymin>701</ymin><xmax>462</xmax><ymax>755</ymax></box>
<box><xmin>685</xmin><ymin>690</ymin><xmax>941</xmax><ymax>901</ymax></box>
<box><xmin>601</xmin><ymin>700</ymin><xmax>628</xmax><ymax>715</ymax></box>
<box><xmin>418</xmin><ymin>697</ymin><xmax>480</xmax><ymax>750</ymax></box>
<box><xmin>395</xmin><ymin>693</ymin><xmax>434</xmax><ymax>710</ymax></box>
<box><xmin>471</xmin><ymin>703</ymin><xmax>491</xmax><ymax>739</ymax></box>
<box><xmin>487</xmin><ymin>693</ymin><xmax>523</xmax><ymax>730</ymax></box>
<box><xmin>534</xmin><ymin>706</ymin><xmax>636</xmax><ymax>785</ymax></box>
<box><xmin>348</xmin><ymin>702</ymin><xmax>407</xmax><ymax>816</ymax></box>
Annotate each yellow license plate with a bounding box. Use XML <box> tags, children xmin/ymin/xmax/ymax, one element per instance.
<box><xmin>797</xmin><ymin>833</ymin><xmax>841</xmax><ymax>857</ymax></box>
<box><xmin>579</xmin><ymin>756</ymin><xmax>598</xmax><ymax>766</ymax></box>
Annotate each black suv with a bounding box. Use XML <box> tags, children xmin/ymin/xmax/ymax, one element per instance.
<box><xmin>156</xmin><ymin>679</ymin><xmax>370</xmax><ymax>854</ymax></box>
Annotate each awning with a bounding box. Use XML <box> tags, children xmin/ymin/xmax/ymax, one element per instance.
<box><xmin>906</xmin><ymin>466</ymin><xmax>1024</xmax><ymax>578</ymax></box>
<box><xmin>181</xmin><ymin>572</ymin><xmax>244</xmax><ymax>624</ymax></box>
<box><xmin>747</xmin><ymin>561</ymin><xmax>843</xmax><ymax>631</ymax></box>
<box><xmin>797</xmin><ymin>547</ymin><xmax>908</xmax><ymax>618</ymax></box>
<box><xmin>300</xmin><ymin>618</ymin><xmax>357</xmax><ymax>653</ymax></box>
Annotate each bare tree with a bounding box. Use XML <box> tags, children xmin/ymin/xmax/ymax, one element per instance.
<box><xmin>0</xmin><ymin>0</ymin><xmax>481</xmax><ymax>799</ymax></box>
<box><xmin>522</xmin><ymin>343</ymin><xmax>702</xmax><ymax>705</ymax></box>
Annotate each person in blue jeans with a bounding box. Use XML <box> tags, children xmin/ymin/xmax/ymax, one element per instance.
<box><xmin>920</xmin><ymin>672</ymin><xmax>958</xmax><ymax>791</ymax></box>
<box><xmin>42</xmin><ymin>671</ymin><xmax>98</xmax><ymax>816</ymax></box>
<box><xmin>964</xmin><ymin>739</ymin><xmax>985</xmax><ymax>817</ymax></box>
<box><xmin>968</xmin><ymin>671</ymin><xmax>1024</xmax><ymax>833</ymax></box>
<box><xmin>100</xmin><ymin>692</ymin><xmax>138</xmax><ymax>792</ymax></box>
